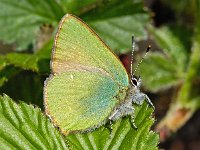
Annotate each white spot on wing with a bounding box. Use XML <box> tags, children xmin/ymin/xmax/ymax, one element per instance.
<box><xmin>70</xmin><ymin>74</ymin><xmax>74</xmax><ymax>79</ymax></box>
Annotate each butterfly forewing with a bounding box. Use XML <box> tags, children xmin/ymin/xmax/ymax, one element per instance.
<box><xmin>51</xmin><ymin>14</ymin><xmax>128</xmax><ymax>87</ymax></box>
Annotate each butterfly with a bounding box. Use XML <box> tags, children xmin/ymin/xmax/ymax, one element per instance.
<box><xmin>44</xmin><ymin>14</ymin><xmax>153</xmax><ymax>135</ymax></box>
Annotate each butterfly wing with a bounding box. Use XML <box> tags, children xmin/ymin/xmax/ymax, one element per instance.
<box><xmin>44</xmin><ymin>71</ymin><xmax>127</xmax><ymax>134</ymax></box>
<box><xmin>51</xmin><ymin>14</ymin><xmax>128</xmax><ymax>87</ymax></box>
<box><xmin>44</xmin><ymin>14</ymin><xmax>129</xmax><ymax>133</ymax></box>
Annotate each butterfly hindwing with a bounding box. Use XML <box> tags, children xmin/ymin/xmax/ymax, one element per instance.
<box><xmin>44</xmin><ymin>71</ymin><xmax>127</xmax><ymax>134</ymax></box>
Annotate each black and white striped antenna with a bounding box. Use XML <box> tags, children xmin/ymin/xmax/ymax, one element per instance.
<box><xmin>130</xmin><ymin>35</ymin><xmax>135</xmax><ymax>77</ymax></box>
<box><xmin>130</xmin><ymin>35</ymin><xmax>151</xmax><ymax>78</ymax></box>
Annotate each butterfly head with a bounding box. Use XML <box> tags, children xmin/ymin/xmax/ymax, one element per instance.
<box><xmin>131</xmin><ymin>74</ymin><xmax>141</xmax><ymax>89</ymax></box>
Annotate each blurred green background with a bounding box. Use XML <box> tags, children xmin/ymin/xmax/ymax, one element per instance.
<box><xmin>0</xmin><ymin>0</ymin><xmax>199</xmax><ymax>149</ymax></box>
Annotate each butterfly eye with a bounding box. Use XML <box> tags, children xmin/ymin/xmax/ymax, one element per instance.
<box><xmin>131</xmin><ymin>74</ymin><xmax>138</xmax><ymax>86</ymax></box>
<box><xmin>132</xmin><ymin>79</ymin><xmax>137</xmax><ymax>86</ymax></box>
<box><xmin>131</xmin><ymin>77</ymin><xmax>138</xmax><ymax>86</ymax></box>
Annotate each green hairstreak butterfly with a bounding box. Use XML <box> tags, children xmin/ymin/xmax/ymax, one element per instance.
<box><xmin>44</xmin><ymin>14</ymin><xmax>153</xmax><ymax>135</ymax></box>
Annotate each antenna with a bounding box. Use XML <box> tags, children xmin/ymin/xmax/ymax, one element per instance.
<box><xmin>130</xmin><ymin>35</ymin><xmax>135</xmax><ymax>77</ymax></box>
<box><xmin>133</xmin><ymin>45</ymin><xmax>151</xmax><ymax>74</ymax></box>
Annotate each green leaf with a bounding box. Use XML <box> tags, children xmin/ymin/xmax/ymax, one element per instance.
<box><xmin>138</xmin><ymin>26</ymin><xmax>191</xmax><ymax>92</ymax></box>
<box><xmin>0</xmin><ymin>71</ymin><xmax>45</xmax><ymax>108</ymax></box>
<box><xmin>0</xmin><ymin>56</ymin><xmax>8</xmax><ymax>86</ymax></box>
<box><xmin>154</xmin><ymin>1</ymin><xmax>200</xmax><ymax>138</ymax></box>
<box><xmin>194</xmin><ymin>0</ymin><xmax>200</xmax><ymax>33</ymax></box>
<box><xmin>83</xmin><ymin>0</ymin><xmax>150</xmax><ymax>53</ymax></box>
<box><xmin>138</xmin><ymin>53</ymin><xmax>182</xmax><ymax>92</ymax></box>
<box><xmin>148</xmin><ymin>26</ymin><xmax>188</xmax><ymax>72</ymax></box>
<box><xmin>162</xmin><ymin>0</ymin><xmax>192</xmax><ymax>14</ymax></box>
<box><xmin>0</xmin><ymin>94</ymin><xmax>68</xmax><ymax>149</ymax></box>
<box><xmin>0</xmin><ymin>0</ymin><xmax>64</xmax><ymax>51</ymax></box>
<box><xmin>0</xmin><ymin>65</ymin><xmax>20</xmax><ymax>87</ymax></box>
<box><xmin>66</xmin><ymin>102</ymin><xmax>159</xmax><ymax>150</ymax></box>
<box><xmin>178</xmin><ymin>35</ymin><xmax>200</xmax><ymax>105</ymax></box>
<box><xmin>0</xmin><ymin>56</ymin><xmax>7</xmax><ymax>70</ymax></box>
<box><xmin>58</xmin><ymin>0</ymin><xmax>99</xmax><ymax>15</ymax></box>
<box><xmin>6</xmin><ymin>40</ymin><xmax>52</xmax><ymax>73</ymax></box>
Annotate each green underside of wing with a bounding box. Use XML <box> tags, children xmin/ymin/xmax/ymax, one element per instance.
<box><xmin>45</xmin><ymin>71</ymin><xmax>127</xmax><ymax>133</ymax></box>
<box><xmin>52</xmin><ymin>14</ymin><xmax>129</xmax><ymax>88</ymax></box>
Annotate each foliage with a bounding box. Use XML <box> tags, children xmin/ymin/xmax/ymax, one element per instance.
<box><xmin>137</xmin><ymin>0</ymin><xmax>200</xmax><ymax>141</ymax></box>
<box><xmin>137</xmin><ymin>26</ymin><xmax>189</xmax><ymax>92</ymax></box>
<box><xmin>0</xmin><ymin>0</ymin><xmax>149</xmax><ymax>53</ymax></box>
<box><xmin>138</xmin><ymin>0</ymin><xmax>200</xmax><ymax>109</ymax></box>
<box><xmin>0</xmin><ymin>95</ymin><xmax>68</xmax><ymax>149</ymax></box>
<box><xmin>0</xmin><ymin>0</ymin><xmax>64</xmax><ymax>50</ymax></box>
<box><xmin>0</xmin><ymin>0</ymin><xmax>159</xmax><ymax>149</ymax></box>
<box><xmin>5</xmin><ymin>39</ymin><xmax>52</xmax><ymax>73</ymax></box>
<box><xmin>0</xmin><ymin>95</ymin><xmax>158</xmax><ymax>149</ymax></box>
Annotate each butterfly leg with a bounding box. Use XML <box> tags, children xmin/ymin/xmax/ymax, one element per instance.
<box><xmin>109</xmin><ymin>102</ymin><xmax>134</xmax><ymax>121</ymax></box>
<box><xmin>109</xmin><ymin>109</ymin><xmax>119</xmax><ymax>120</ymax></box>
<box><xmin>109</xmin><ymin>105</ymin><xmax>138</xmax><ymax>129</ymax></box>
<box><xmin>144</xmin><ymin>94</ymin><xmax>155</xmax><ymax>109</ymax></box>
<box><xmin>130</xmin><ymin>114</ymin><xmax>137</xmax><ymax>129</ymax></box>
